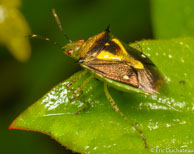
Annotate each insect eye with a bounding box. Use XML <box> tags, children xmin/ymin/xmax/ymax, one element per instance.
<box><xmin>78</xmin><ymin>38</ymin><xmax>84</xmax><ymax>43</ymax></box>
<box><xmin>67</xmin><ymin>49</ymin><xmax>73</xmax><ymax>55</ymax></box>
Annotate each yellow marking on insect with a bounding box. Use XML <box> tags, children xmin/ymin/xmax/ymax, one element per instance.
<box><xmin>105</xmin><ymin>42</ymin><xmax>109</xmax><ymax>46</ymax></box>
<box><xmin>111</xmin><ymin>38</ymin><xmax>129</xmax><ymax>55</ymax></box>
<box><xmin>97</xmin><ymin>38</ymin><xmax>144</xmax><ymax>69</ymax></box>
<box><xmin>111</xmin><ymin>39</ymin><xmax>144</xmax><ymax>69</ymax></box>
<box><xmin>130</xmin><ymin>60</ymin><xmax>144</xmax><ymax>69</ymax></box>
<box><xmin>97</xmin><ymin>50</ymin><xmax>122</xmax><ymax>60</ymax></box>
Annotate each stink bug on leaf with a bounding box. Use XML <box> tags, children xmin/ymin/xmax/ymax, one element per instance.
<box><xmin>28</xmin><ymin>9</ymin><xmax>163</xmax><ymax>148</ymax></box>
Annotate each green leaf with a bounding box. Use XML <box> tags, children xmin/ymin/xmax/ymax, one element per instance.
<box><xmin>151</xmin><ymin>0</ymin><xmax>194</xmax><ymax>39</ymax></box>
<box><xmin>10</xmin><ymin>37</ymin><xmax>194</xmax><ymax>153</ymax></box>
<box><xmin>0</xmin><ymin>0</ymin><xmax>31</xmax><ymax>62</ymax></box>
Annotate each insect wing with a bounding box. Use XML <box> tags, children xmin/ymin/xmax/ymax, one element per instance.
<box><xmin>83</xmin><ymin>60</ymin><xmax>139</xmax><ymax>88</ymax></box>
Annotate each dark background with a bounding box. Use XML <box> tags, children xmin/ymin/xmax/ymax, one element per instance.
<box><xmin>0</xmin><ymin>0</ymin><xmax>152</xmax><ymax>153</ymax></box>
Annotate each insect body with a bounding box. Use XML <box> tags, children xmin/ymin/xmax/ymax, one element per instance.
<box><xmin>63</xmin><ymin>27</ymin><xmax>163</xmax><ymax>148</ymax></box>
<box><xmin>65</xmin><ymin>27</ymin><xmax>162</xmax><ymax>94</ymax></box>
<box><xmin>29</xmin><ymin>9</ymin><xmax>163</xmax><ymax>148</ymax></box>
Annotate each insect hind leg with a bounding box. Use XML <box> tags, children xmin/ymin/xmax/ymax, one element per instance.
<box><xmin>104</xmin><ymin>83</ymin><xmax>148</xmax><ymax>148</ymax></box>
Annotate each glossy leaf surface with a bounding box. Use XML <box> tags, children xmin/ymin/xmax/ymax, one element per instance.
<box><xmin>10</xmin><ymin>37</ymin><xmax>194</xmax><ymax>153</ymax></box>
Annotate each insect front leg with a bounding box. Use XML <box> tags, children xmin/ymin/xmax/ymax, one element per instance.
<box><xmin>104</xmin><ymin>83</ymin><xmax>148</xmax><ymax>148</ymax></box>
<box><xmin>66</xmin><ymin>70</ymin><xmax>88</xmax><ymax>89</ymax></box>
<box><xmin>71</xmin><ymin>75</ymin><xmax>94</xmax><ymax>114</ymax></box>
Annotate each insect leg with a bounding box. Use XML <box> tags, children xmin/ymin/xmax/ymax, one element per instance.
<box><xmin>72</xmin><ymin>75</ymin><xmax>94</xmax><ymax>114</ymax></box>
<box><xmin>66</xmin><ymin>70</ymin><xmax>88</xmax><ymax>89</ymax></box>
<box><xmin>104</xmin><ymin>83</ymin><xmax>148</xmax><ymax>148</ymax></box>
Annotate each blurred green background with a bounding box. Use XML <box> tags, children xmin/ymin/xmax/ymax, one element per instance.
<box><xmin>0</xmin><ymin>0</ymin><xmax>152</xmax><ymax>153</ymax></box>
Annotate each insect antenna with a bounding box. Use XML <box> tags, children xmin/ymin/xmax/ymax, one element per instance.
<box><xmin>52</xmin><ymin>9</ymin><xmax>72</xmax><ymax>43</ymax></box>
<box><xmin>26</xmin><ymin>34</ymin><xmax>65</xmax><ymax>50</ymax></box>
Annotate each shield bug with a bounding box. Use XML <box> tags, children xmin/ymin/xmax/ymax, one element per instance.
<box><xmin>28</xmin><ymin>9</ymin><xmax>163</xmax><ymax>148</ymax></box>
